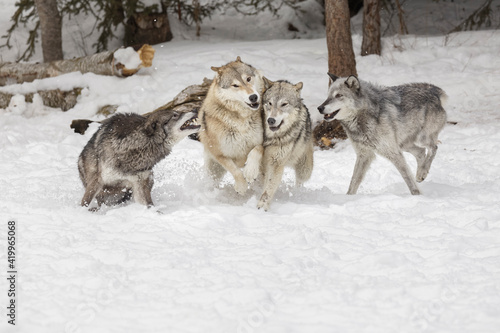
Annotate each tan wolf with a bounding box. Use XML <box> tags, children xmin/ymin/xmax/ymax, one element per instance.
<box><xmin>257</xmin><ymin>78</ymin><xmax>314</xmax><ymax>211</ymax></box>
<box><xmin>198</xmin><ymin>56</ymin><xmax>265</xmax><ymax>195</ymax></box>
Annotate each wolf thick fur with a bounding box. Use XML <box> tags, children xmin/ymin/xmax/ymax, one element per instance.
<box><xmin>257</xmin><ymin>78</ymin><xmax>314</xmax><ymax>211</ymax></box>
<box><xmin>198</xmin><ymin>57</ymin><xmax>265</xmax><ymax>195</ymax></box>
<box><xmin>78</xmin><ymin>109</ymin><xmax>199</xmax><ymax>210</ymax></box>
<box><xmin>318</xmin><ymin>74</ymin><xmax>447</xmax><ymax>195</ymax></box>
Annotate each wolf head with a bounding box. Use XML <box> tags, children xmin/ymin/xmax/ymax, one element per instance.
<box><xmin>318</xmin><ymin>74</ymin><xmax>361</xmax><ymax>122</ymax></box>
<box><xmin>144</xmin><ymin>109</ymin><xmax>200</xmax><ymax>144</ymax></box>
<box><xmin>211</xmin><ymin>56</ymin><xmax>264</xmax><ymax>111</ymax></box>
<box><xmin>262</xmin><ymin>77</ymin><xmax>304</xmax><ymax>133</ymax></box>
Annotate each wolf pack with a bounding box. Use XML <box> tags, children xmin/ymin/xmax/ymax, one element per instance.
<box><xmin>78</xmin><ymin>56</ymin><xmax>447</xmax><ymax>211</ymax></box>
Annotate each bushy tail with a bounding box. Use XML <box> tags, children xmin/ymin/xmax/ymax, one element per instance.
<box><xmin>438</xmin><ymin>90</ymin><xmax>448</xmax><ymax>107</ymax></box>
<box><xmin>71</xmin><ymin>119</ymin><xmax>98</xmax><ymax>134</ymax></box>
<box><xmin>433</xmin><ymin>86</ymin><xmax>448</xmax><ymax>107</ymax></box>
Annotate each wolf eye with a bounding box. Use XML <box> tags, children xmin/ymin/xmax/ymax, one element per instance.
<box><xmin>232</xmin><ymin>84</ymin><xmax>240</xmax><ymax>88</ymax></box>
<box><xmin>335</xmin><ymin>94</ymin><xmax>343</xmax><ymax>98</ymax></box>
<box><xmin>246</xmin><ymin>77</ymin><xmax>251</xmax><ymax>82</ymax></box>
<box><xmin>172</xmin><ymin>112</ymin><xmax>180</xmax><ymax>119</ymax></box>
<box><xmin>268</xmin><ymin>102</ymin><xmax>272</xmax><ymax>106</ymax></box>
<box><xmin>281</xmin><ymin>102</ymin><xmax>288</xmax><ymax>107</ymax></box>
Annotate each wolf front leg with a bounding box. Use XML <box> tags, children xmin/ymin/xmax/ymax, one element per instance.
<box><xmin>257</xmin><ymin>159</ymin><xmax>285</xmax><ymax>211</ymax></box>
<box><xmin>213</xmin><ymin>154</ymin><xmax>248</xmax><ymax>195</ymax></box>
<box><xmin>243</xmin><ymin>144</ymin><xmax>263</xmax><ymax>184</ymax></box>
<box><xmin>81</xmin><ymin>178</ymin><xmax>102</xmax><ymax>209</ymax></box>
<box><xmin>347</xmin><ymin>148</ymin><xmax>375</xmax><ymax>195</ymax></box>
<box><xmin>294</xmin><ymin>147</ymin><xmax>314</xmax><ymax>187</ymax></box>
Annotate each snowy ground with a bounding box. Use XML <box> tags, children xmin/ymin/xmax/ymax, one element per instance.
<box><xmin>1</xmin><ymin>1</ymin><xmax>500</xmax><ymax>333</ymax></box>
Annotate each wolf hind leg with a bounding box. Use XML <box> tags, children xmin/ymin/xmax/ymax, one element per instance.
<box><xmin>382</xmin><ymin>151</ymin><xmax>420</xmax><ymax>195</ymax></box>
<box><xmin>415</xmin><ymin>130</ymin><xmax>441</xmax><ymax>182</ymax></box>
<box><xmin>419</xmin><ymin>142</ymin><xmax>438</xmax><ymax>183</ymax></box>
<box><xmin>347</xmin><ymin>149</ymin><xmax>375</xmax><ymax>195</ymax></box>
<box><xmin>405</xmin><ymin>144</ymin><xmax>427</xmax><ymax>183</ymax></box>
<box><xmin>81</xmin><ymin>178</ymin><xmax>102</xmax><ymax>209</ymax></box>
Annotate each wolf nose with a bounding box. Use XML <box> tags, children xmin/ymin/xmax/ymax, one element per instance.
<box><xmin>267</xmin><ymin>118</ymin><xmax>276</xmax><ymax>126</ymax></box>
<box><xmin>318</xmin><ymin>105</ymin><xmax>325</xmax><ymax>114</ymax></box>
<box><xmin>249</xmin><ymin>94</ymin><xmax>258</xmax><ymax>103</ymax></box>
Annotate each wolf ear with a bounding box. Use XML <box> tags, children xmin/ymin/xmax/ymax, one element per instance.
<box><xmin>294</xmin><ymin>82</ymin><xmax>303</xmax><ymax>92</ymax></box>
<box><xmin>236</xmin><ymin>56</ymin><xmax>242</xmax><ymax>62</ymax></box>
<box><xmin>144</xmin><ymin>119</ymin><xmax>157</xmax><ymax>137</ymax></box>
<box><xmin>345</xmin><ymin>75</ymin><xmax>360</xmax><ymax>92</ymax></box>
<box><xmin>327</xmin><ymin>73</ymin><xmax>338</xmax><ymax>82</ymax></box>
<box><xmin>211</xmin><ymin>66</ymin><xmax>221</xmax><ymax>73</ymax></box>
<box><xmin>263</xmin><ymin>76</ymin><xmax>274</xmax><ymax>90</ymax></box>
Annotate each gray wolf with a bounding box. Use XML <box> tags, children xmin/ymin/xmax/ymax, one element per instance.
<box><xmin>318</xmin><ymin>74</ymin><xmax>447</xmax><ymax>195</ymax></box>
<box><xmin>198</xmin><ymin>56</ymin><xmax>265</xmax><ymax>195</ymax></box>
<box><xmin>257</xmin><ymin>78</ymin><xmax>314</xmax><ymax>211</ymax></box>
<box><xmin>78</xmin><ymin>109</ymin><xmax>200</xmax><ymax>210</ymax></box>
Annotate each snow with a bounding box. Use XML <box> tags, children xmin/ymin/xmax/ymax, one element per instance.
<box><xmin>113</xmin><ymin>47</ymin><xmax>143</xmax><ymax>70</ymax></box>
<box><xmin>1</xmin><ymin>1</ymin><xmax>500</xmax><ymax>332</ymax></box>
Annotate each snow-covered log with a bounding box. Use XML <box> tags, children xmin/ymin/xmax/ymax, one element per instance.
<box><xmin>0</xmin><ymin>44</ymin><xmax>155</xmax><ymax>86</ymax></box>
<box><xmin>0</xmin><ymin>88</ymin><xmax>81</xmax><ymax>112</ymax></box>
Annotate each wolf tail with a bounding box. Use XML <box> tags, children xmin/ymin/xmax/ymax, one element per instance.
<box><xmin>433</xmin><ymin>86</ymin><xmax>448</xmax><ymax>107</ymax></box>
<box><xmin>71</xmin><ymin>119</ymin><xmax>98</xmax><ymax>135</ymax></box>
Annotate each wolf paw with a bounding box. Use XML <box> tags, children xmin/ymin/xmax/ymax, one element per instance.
<box><xmin>410</xmin><ymin>188</ymin><xmax>421</xmax><ymax>195</ymax></box>
<box><xmin>243</xmin><ymin>162</ymin><xmax>260</xmax><ymax>184</ymax></box>
<box><xmin>257</xmin><ymin>192</ymin><xmax>270</xmax><ymax>211</ymax></box>
<box><xmin>234</xmin><ymin>179</ymin><xmax>248</xmax><ymax>195</ymax></box>
<box><xmin>416</xmin><ymin>169</ymin><xmax>428</xmax><ymax>183</ymax></box>
<box><xmin>257</xmin><ymin>199</ymin><xmax>270</xmax><ymax>211</ymax></box>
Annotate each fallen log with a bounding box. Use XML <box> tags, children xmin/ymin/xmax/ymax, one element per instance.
<box><xmin>0</xmin><ymin>88</ymin><xmax>82</xmax><ymax>111</ymax></box>
<box><xmin>0</xmin><ymin>44</ymin><xmax>155</xmax><ymax>86</ymax></box>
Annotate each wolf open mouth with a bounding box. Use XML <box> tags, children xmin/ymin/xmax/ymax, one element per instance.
<box><xmin>324</xmin><ymin>109</ymin><xmax>340</xmax><ymax>121</ymax></box>
<box><xmin>180</xmin><ymin>115</ymin><xmax>201</xmax><ymax>131</ymax></box>
<box><xmin>247</xmin><ymin>102</ymin><xmax>260</xmax><ymax>109</ymax></box>
<box><xmin>269</xmin><ymin>121</ymin><xmax>283</xmax><ymax>132</ymax></box>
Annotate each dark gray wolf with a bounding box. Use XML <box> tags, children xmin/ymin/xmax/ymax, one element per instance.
<box><xmin>257</xmin><ymin>78</ymin><xmax>314</xmax><ymax>211</ymax></box>
<box><xmin>78</xmin><ymin>109</ymin><xmax>200</xmax><ymax>210</ymax></box>
<box><xmin>198</xmin><ymin>56</ymin><xmax>265</xmax><ymax>195</ymax></box>
<box><xmin>318</xmin><ymin>74</ymin><xmax>447</xmax><ymax>195</ymax></box>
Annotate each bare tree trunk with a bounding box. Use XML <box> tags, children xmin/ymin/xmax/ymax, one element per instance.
<box><xmin>394</xmin><ymin>0</ymin><xmax>408</xmax><ymax>35</ymax></box>
<box><xmin>325</xmin><ymin>0</ymin><xmax>357</xmax><ymax>76</ymax></box>
<box><xmin>34</xmin><ymin>0</ymin><xmax>63</xmax><ymax>62</ymax></box>
<box><xmin>0</xmin><ymin>44</ymin><xmax>155</xmax><ymax>86</ymax></box>
<box><xmin>361</xmin><ymin>0</ymin><xmax>381</xmax><ymax>56</ymax></box>
<box><xmin>322</xmin><ymin>0</ymin><xmax>355</xmax><ymax>145</ymax></box>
